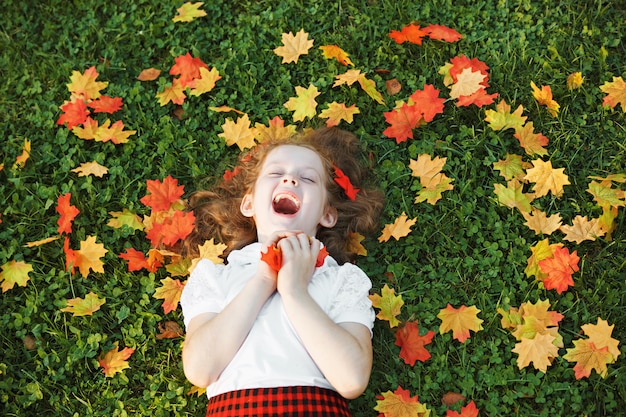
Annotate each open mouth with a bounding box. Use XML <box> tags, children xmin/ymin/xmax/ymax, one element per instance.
<box><xmin>272</xmin><ymin>193</ymin><xmax>301</xmax><ymax>215</ymax></box>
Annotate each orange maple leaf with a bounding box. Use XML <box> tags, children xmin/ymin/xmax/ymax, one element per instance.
<box><xmin>374</xmin><ymin>386</ymin><xmax>430</xmax><ymax>417</ymax></box>
<box><xmin>0</xmin><ymin>260</ymin><xmax>33</xmax><ymax>293</ymax></box>
<box><xmin>153</xmin><ymin>277</ymin><xmax>185</xmax><ymax>314</ymax></box>
<box><xmin>56</xmin><ymin>193</ymin><xmax>80</xmax><ymax>235</ymax></box>
<box><xmin>73</xmin><ymin>235</ymin><xmax>108</xmax><ymax>278</ymax></box>
<box><xmin>157</xmin><ymin>79</ymin><xmax>187</xmax><ymax>106</ymax></box>
<box><xmin>369</xmin><ymin>284</ymin><xmax>404</xmax><ymax>328</ymax></box>
<box><xmin>284</xmin><ymin>84</ymin><xmax>320</xmax><ymax>122</ymax></box>
<box><xmin>389</xmin><ymin>23</ymin><xmax>427</xmax><ymax>45</ymax></box>
<box><xmin>170</xmin><ymin>52</ymin><xmax>209</xmax><ymax>88</ymax></box>
<box><xmin>98</xmin><ymin>342</ymin><xmax>134</xmax><ymax>377</ymax></box>
<box><xmin>273</xmin><ymin>29</ymin><xmax>314</xmax><ymax>64</ymax></box>
<box><xmin>119</xmin><ymin>247</ymin><xmax>162</xmax><ymax>272</ymax></box>
<box><xmin>260</xmin><ymin>244</ymin><xmax>328</xmax><ymax>272</ymax></box>
<box><xmin>437</xmin><ymin>304</ymin><xmax>484</xmax><ymax>343</ymax></box>
<box><xmin>422</xmin><ymin>24</ymin><xmax>463</xmax><ymax>42</ymax></box>
<box><xmin>60</xmin><ymin>291</ymin><xmax>105</xmax><ymax>317</ymax></box>
<box><xmin>538</xmin><ymin>246</ymin><xmax>579</xmax><ymax>294</ymax></box>
<box><xmin>394</xmin><ymin>321</ymin><xmax>434</xmax><ymax>365</ymax></box>
<box><xmin>12</xmin><ymin>139</ymin><xmax>31</xmax><ymax>169</ymax></box>
<box><xmin>408</xmin><ymin>84</ymin><xmax>445</xmax><ymax>123</ymax></box>
<box><xmin>93</xmin><ymin>119</ymin><xmax>136</xmax><ymax>144</ymax></box>
<box><xmin>66</xmin><ymin>66</ymin><xmax>108</xmax><ymax>100</ymax></box>
<box><xmin>318</xmin><ymin>102</ymin><xmax>360</xmax><ymax>127</ymax></box>
<box><xmin>525</xmin><ymin>238</ymin><xmax>563</xmax><ymax>280</ymax></box>
<box><xmin>448</xmin><ymin>55</ymin><xmax>490</xmax><ymax>84</ymax></box>
<box><xmin>446</xmin><ymin>401</ymin><xmax>479</xmax><ymax>417</ymax></box>
<box><xmin>319</xmin><ymin>45</ymin><xmax>353</xmax><ymax>66</ymax></box>
<box><xmin>378</xmin><ymin>212</ymin><xmax>417</xmax><ymax>242</ymax></box>
<box><xmin>511</xmin><ymin>332</ymin><xmax>559</xmax><ymax>373</ymax></box>
<box><xmin>382</xmin><ymin>103</ymin><xmax>423</xmax><ymax>144</ymax></box>
<box><xmin>513</xmin><ymin>122</ymin><xmax>549</xmax><ymax>156</ymax></box>
<box><xmin>160</xmin><ymin>210</ymin><xmax>196</xmax><ymax>246</ymax></box>
<box><xmin>87</xmin><ymin>95</ymin><xmax>123</xmax><ymax>113</ymax></box>
<box><xmin>140</xmin><ymin>175</ymin><xmax>185</xmax><ymax>212</ymax></box>
<box><xmin>57</xmin><ymin>99</ymin><xmax>90</xmax><ymax>129</ymax></box>
<box><xmin>218</xmin><ymin>114</ymin><xmax>257</xmax><ymax>150</ymax></box>
<box><xmin>530</xmin><ymin>81</ymin><xmax>560</xmax><ymax>116</ymax></box>
<box><xmin>599</xmin><ymin>76</ymin><xmax>626</xmax><ymax>112</ymax></box>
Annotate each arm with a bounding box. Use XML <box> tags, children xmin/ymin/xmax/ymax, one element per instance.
<box><xmin>276</xmin><ymin>234</ymin><xmax>373</xmax><ymax>399</ymax></box>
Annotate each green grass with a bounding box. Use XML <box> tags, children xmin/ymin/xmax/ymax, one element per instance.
<box><xmin>1</xmin><ymin>0</ymin><xmax>625</xmax><ymax>416</ymax></box>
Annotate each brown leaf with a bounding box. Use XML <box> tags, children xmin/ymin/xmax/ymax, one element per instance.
<box><xmin>441</xmin><ymin>391</ymin><xmax>466</xmax><ymax>406</ymax></box>
<box><xmin>137</xmin><ymin>68</ymin><xmax>161</xmax><ymax>81</ymax></box>
<box><xmin>386</xmin><ymin>78</ymin><xmax>402</xmax><ymax>95</ymax></box>
<box><xmin>23</xmin><ymin>335</ymin><xmax>36</xmax><ymax>350</ymax></box>
<box><xmin>156</xmin><ymin>321</ymin><xmax>184</xmax><ymax>339</ymax></box>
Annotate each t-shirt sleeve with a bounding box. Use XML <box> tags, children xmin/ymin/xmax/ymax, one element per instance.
<box><xmin>180</xmin><ymin>259</ymin><xmax>225</xmax><ymax>329</ymax></box>
<box><xmin>327</xmin><ymin>264</ymin><xmax>375</xmax><ymax>335</ymax></box>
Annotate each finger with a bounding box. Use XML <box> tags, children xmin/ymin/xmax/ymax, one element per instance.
<box><xmin>265</xmin><ymin>230</ymin><xmax>302</xmax><ymax>248</ymax></box>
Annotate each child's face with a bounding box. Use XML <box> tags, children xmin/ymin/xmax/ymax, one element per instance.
<box><xmin>240</xmin><ymin>145</ymin><xmax>337</xmax><ymax>243</ymax></box>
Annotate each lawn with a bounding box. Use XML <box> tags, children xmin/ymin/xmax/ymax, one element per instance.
<box><xmin>1</xmin><ymin>1</ymin><xmax>624</xmax><ymax>416</ymax></box>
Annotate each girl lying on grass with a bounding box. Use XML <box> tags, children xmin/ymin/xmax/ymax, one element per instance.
<box><xmin>180</xmin><ymin>127</ymin><xmax>384</xmax><ymax>416</ymax></box>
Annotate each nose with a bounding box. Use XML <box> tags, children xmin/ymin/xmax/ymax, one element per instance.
<box><xmin>282</xmin><ymin>176</ymin><xmax>298</xmax><ymax>186</ymax></box>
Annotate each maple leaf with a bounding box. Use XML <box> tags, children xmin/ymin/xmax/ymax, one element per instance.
<box><xmin>12</xmin><ymin>139</ymin><xmax>31</xmax><ymax>169</ymax></box>
<box><xmin>170</xmin><ymin>52</ymin><xmax>209</xmax><ymax>88</ymax></box>
<box><xmin>369</xmin><ymin>284</ymin><xmax>404</xmax><ymax>328</ymax></box>
<box><xmin>581</xmin><ymin>318</ymin><xmax>621</xmax><ymax>360</ymax></box>
<box><xmin>319</xmin><ymin>45</ymin><xmax>353</xmax><ymax>66</ymax></box>
<box><xmin>521</xmin><ymin>209</ymin><xmax>563</xmax><ymax>235</ymax></box>
<box><xmin>484</xmin><ymin>99</ymin><xmax>527</xmax><ymax>131</ymax></box>
<box><xmin>119</xmin><ymin>248</ymin><xmax>152</xmax><ymax>272</ymax></box>
<box><xmin>63</xmin><ymin>237</ymin><xmax>78</xmax><ymax>275</ymax></box>
<box><xmin>273</xmin><ymin>29</ymin><xmax>314</xmax><ymax>64</ymax></box>
<box><xmin>564</xmin><ymin>339</ymin><xmax>612</xmax><ymax>379</ymax></box>
<box><xmin>493</xmin><ymin>180</ymin><xmax>533</xmax><ymax>213</ymax></box>
<box><xmin>188</xmin><ymin>67</ymin><xmax>221</xmax><ymax>96</ymax></box>
<box><xmin>137</xmin><ymin>67</ymin><xmax>161</xmax><ymax>81</ymax></box>
<box><xmin>254</xmin><ymin>116</ymin><xmax>297</xmax><ymax>143</ymax></box>
<box><xmin>414</xmin><ymin>174</ymin><xmax>454</xmax><ymax>205</ymax></box>
<box><xmin>197</xmin><ymin>238</ymin><xmax>228</xmax><ymax>264</ymax></box>
<box><xmin>107</xmin><ymin>208</ymin><xmax>144</xmax><ymax>231</ymax></box>
<box><xmin>66</xmin><ymin>66</ymin><xmax>108</xmax><ymax>100</ymax></box>
<box><xmin>218</xmin><ymin>113</ymin><xmax>257</xmax><ymax>150</ymax></box>
<box><xmin>512</xmin><ymin>332</ymin><xmax>559</xmax><ymax>372</ymax></box>
<box><xmin>437</xmin><ymin>304</ymin><xmax>484</xmax><ymax>343</ymax></box>
<box><xmin>56</xmin><ymin>193</ymin><xmax>80</xmax><ymax>235</ymax></box>
<box><xmin>395</xmin><ymin>321</ymin><xmax>434</xmax><ymax>365</ymax></box>
<box><xmin>599</xmin><ymin>76</ymin><xmax>626</xmax><ymax>112</ymax></box>
<box><xmin>448</xmin><ymin>55</ymin><xmax>490</xmax><ymax>83</ymax></box>
<box><xmin>389</xmin><ymin>23</ymin><xmax>427</xmax><ymax>45</ymax></box>
<box><xmin>446</xmin><ymin>401</ymin><xmax>479</xmax><ymax>417</ymax></box>
<box><xmin>382</xmin><ymin>103</ymin><xmax>423</xmax><ymax>144</ymax></box>
<box><xmin>422</xmin><ymin>24</ymin><xmax>463</xmax><ymax>42</ymax></box>
<box><xmin>74</xmin><ymin>235</ymin><xmax>108</xmax><ymax>278</ymax></box>
<box><xmin>408</xmin><ymin>84</ymin><xmax>445</xmax><ymax>122</ymax></box>
<box><xmin>538</xmin><ymin>246</ymin><xmax>579</xmax><ymax>294</ymax></box>
<box><xmin>333</xmin><ymin>69</ymin><xmax>363</xmax><ymax>87</ymax></box>
<box><xmin>530</xmin><ymin>81</ymin><xmax>560</xmax><ymax>116</ymax></box>
<box><xmin>93</xmin><ymin>119</ymin><xmax>136</xmax><ymax>144</ymax></box>
<box><xmin>319</xmin><ymin>102</ymin><xmax>360</xmax><ymax>127</ymax></box>
<box><xmin>525</xmin><ymin>238</ymin><xmax>563</xmax><ymax>280</ymax></box>
<box><xmin>509</xmin><ymin>299</ymin><xmax>564</xmax><ymax>347</ymax></box>
<box><xmin>153</xmin><ymin>277</ymin><xmax>185</xmax><ymax>314</ymax></box>
<box><xmin>560</xmin><ymin>215</ymin><xmax>606</xmax><ymax>243</ymax></box>
<box><xmin>567</xmin><ymin>72</ymin><xmax>584</xmax><ymax>90</ymax></box>
<box><xmin>140</xmin><ymin>175</ymin><xmax>185</xmax><ymax>212</ymax></box>
<box><xmin>513</xmin><ymin>122</ymin><xmax>549</xmax><ymax>156</ymax></box>
<box><xmin>378</xmin><ymin>212</ymin><xmax>417</xmax><ymax>242</ymax></box>
<box><xmin>374</xmin><ymin>386</ymin><xmax>430</xmax><ymax>417</ymax></box>
<box><xmin>57</xmin><ymin>99</ymin><xmax>90</xmax><ymax>129</ymax></box>
<box><xmin>160</xmin><ymin>210</ymin><xmax>196</xmax><ymax>246</ymax></box>
<box><xmin>0</xmin><ymin>260</ymin><xmax>33</xmax><ymax>293</ymax></box>
<box><xmin>493</xmin><ymin>153</ymin><xmax>532</xmax><ymax>181</ymax></box>
<box><xmin>284</xmin><ymin>84</ymin><xmax>320</xmax><ymax>122</ymax></box>
<box><xmin>156</xmin><ymin>320</ymin><xmax>184</xmax><ymax>339</ymax></box>
<box><xmin>60</xmin><ymin>291</ymin><xmax>106</xmax><ymax>316</ymax></box>
<box><xmin>24</xmin><ymin>236</ymin><xmax>60</xmax><ymax>248</ymax></box>
<box><xmin>455</xmin><ymin>88</ymin><xmax>498</xmax><ymax>108</ymax></box>
<box><xmin>260</xmin><ymin>244</ymin><xmax>328</xmax><ymax>273</ymax></box>
<box><xmin>587</xmin><ymin>180</ymin><xmax>626</xmax><ymax>208</ymax></box>
<box><xmin>409</xmin><ymin>154</ymin><xmax>447</xmax><ymax>188</ymax></box>
<box><xmin>209</xmin><ymin>105</ymin><xmax>245</xmax><ymax>114</ymax></box>
<box><xmin>87</xmin><ymin>95</ymin><xmax>123</xmax><ymax>113</ymax></box>
<box><xmin>357</xmin><ymin>74</ymin><xmax>385</xmax><ymax>105</ymax></box>
<box><xmin>71</xmin><ymin>161</ymin><xmax>109</xmax><ymax>177</ymax></box>
<box><xmin>449</xmin><ymin>68</ymin><xmax>486</xmax><ymax>99</ymax></box>
<box><xmin>71</xmin><ymin>116</ymin><xmax>99</xmax><ymax>140</ymax></box>
<box><xmin>173</xmin><ymin>2</ymin><xmax>206</xmax><ymax>22</ymax></box>
<box><xmin>98</xmin><ymin>342</ymin><xmax>134</xmax><ymax>377</ymax></box>
<box><xmin>157</xmin><ymin>79</ymin><xmax>186</xmax><ymax>106</ymax></box>
<box><xmin>346</xmin><ymin>232</ymin><xmax>367</xmax><ymax>256</ymax></box>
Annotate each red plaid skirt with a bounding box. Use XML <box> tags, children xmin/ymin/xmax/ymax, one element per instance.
<box><xmin>206</xmin><ymin>386</ymin><xmax>352</xmax><ymax>416</ymax></box>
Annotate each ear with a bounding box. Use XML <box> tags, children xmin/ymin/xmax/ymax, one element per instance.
<box><xmin>240</xmin><ymin>194</ymin><xmax>255</xmax><ymax>217</ymax></box>
<box><xmin>319</xmin><ymin>206</ymin><xmax>338</xmax><ymax>228</ymax></box>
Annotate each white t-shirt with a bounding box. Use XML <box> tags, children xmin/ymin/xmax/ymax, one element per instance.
<box><xmin>180</xmin><ymin>242</ymin><xmax>375</xmax><ymax>398</ymax></box>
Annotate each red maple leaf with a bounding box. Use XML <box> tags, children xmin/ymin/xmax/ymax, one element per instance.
<box><xmin>395</xmin><ymin>321</ymin><xmax>435</xmax><ymax>365</ymax></box>
<box><xmin>456</xmin><ymin>88</ymin><xmax>499</xmax><ymax>107</ymax></box>
<box><xmin>63</xmin><ymin>237</ymin><xmax>78</xmax><ymax>275</ymax></box>
<box><xmin>423</xmin><ymin>24</ymin><xmax>463</xmax><ymax>43</ymax></box>
<box><xmin>539</xmin><ymin>246</ymin><xmax>580</xmax><ymax>294</ymax></box>
<box><xmin>389</xmin><ymin>23</ymin><xmax>427</xmax><ymax>45</ymax></box>
<box><xmin>119</xmin><ymin>248</ymin><xmax>149</xmax><ymax>272</ymax></box>
<box><xmin>56</xmin><ymin>193</ymin><xmax>80</xmax><ymax>234</ymax></box>
<box><xmin>87</xmin><ymin>95</ymin><xmax>123</xmax><ymax>113</ymax></box>
<box><xmin>140</xmin><ymin>175</ymin><xmax>185</xmax><ymax>212</ymax></box>
<box><xmin>409</xmin><ymin>84</ymin><xmax>445</xmax><ymax>122</ymax></box>
<box><xmin>446</xmin><ymin>400</ymin><xmax>479</xmax><ymax>417</ymax></box>
<box><xmin>170</xmin><ymin>52</ymin><xmax>209</xmax><ymax>88</ymax></box>
<box><xmin>160</xmin><ymin>210</ymin><xmax>196</xmax><ymax>246</ymax></box>
<box><xmin>56</xmin><ymin>99</ymin><xmax>90</xmax><ymax>129</ymax></box>
<box><xmin>260</xmin><ymin>244</ymin><xmax>329</xmax><ymax>272</ymax></box>
<box><xmin>383</xmin><ymin>103</ymin><xmax>423</xmax><ymax>143</ymax></box>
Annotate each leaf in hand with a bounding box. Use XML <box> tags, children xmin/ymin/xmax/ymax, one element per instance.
<box><xmin>273</xmin><ymin>29</ymin><xmax>314</xmax><ymax>64</ymax></box>
<box><xmin>437</xmin><ymin>304</ymin><xmax>483</xmax><ymax>343</ymax></box>
<box><xmin>260</xmin><ymin>244</ymin><xmax>329</xmax><ymax>272</ymax></box>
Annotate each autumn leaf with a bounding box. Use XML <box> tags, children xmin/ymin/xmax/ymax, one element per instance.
<box><xmin>153</xmin><ymin>277</ymin><xmax>185</xmax><ymax>314</ymax></box>
<box><xmin>107</xmin><ymin>208</ymin><xmax>144</xmax><ymax>231</ymax></box>
<box><xmin>98</xmin><ymin>342</ymin><xmax>134</xmax><ymax>377</ymax></box>
<box><xmin>530</xmin><ymin>81</ymin><xmax>559</xmax><ymax>116</ymax></box>
<box><xmin>389</xmin><ymin>23</ymin><xmax>427</xmax><ymax>45</ymax></box>
<box><xmin>374</xmin><ymin>386</ymin><xmax>430</xmax><ymax>417</ymax></box>
<box><xmin>71</xmin><ymin>116</ymin><xmax>99</xmax><ymax>140</ymax></box>
<box><xmin>260</xmin><ymin>244</ymin><xmax>328</xmax><ymax>272</ymax></box>
<box><xmin>414</xmin><ymin>175</ymin><xmax>454</xmax><ymax>205</ymax></box>
<box><xmin>408</xmin><ymin>84</ymin><xmax>445</xmax><ymax>123</ymax></box>
<box><xmin>333</xmin><ymin>69</ymin><xmax>363</xmax><ymax>87</ymax></box>
<box><xmin>188</xmin><ymin>66</ymin><xmax>221</xmax><ymax>96</ymax></box>
<box><xmin>57</xmin><ymin>99</ymin><xmax>90</xmax><ymax>129</ymax></box>
<box><xmin>63</xmin><ymin>237</ymin><xmax>78</xmax><ymax>275</ymax></box>
<box><xmin>567</xmin><ymin>72</ymin><xmax>584</xmax><ymax>90</ymax></box>
<box><xmin>409</xmin><ymin>154</ymin><xmax>447</xmax><ymax>188</ymax></box>
<box><xmin>382</xmin><ymin>103</ymin><xmax>423</xmax><ymax>144</ymax></box>
<box><xmin>197</xmin><ymin>238</ymin><xmax>228</xmax><ymax>264</ymax></box>
<box><xmin>346</xmin><ymin>232</ymin><xmax>367</xmax><ymax>256</ymax></box>
<box><xmin>493</xmin><ymin>153</ymin><xmax>532</xmax><ymax>181</ymax></box>
<box><xmin>525</xmin><ymin>238</ymin><xmax>563</xmax><ymax>280</ymax></box>
<box><xmin>0</xmin><ymin>260</ymin><xmax>33</xmax><ymax>292</ymax></box>
<box><xmin>173</xmin><ymin>2</ymin><xmax>206</xmax><ymax>22</ymax></box>
<box><xmin>56</xmin><ymin>193</ymin><xmax>80</xmax><ymax>235</ymax></box>
<box><xmin>449</xmin><ymin>68</ymin><xmax>486</xmax><ymax>99</ymax></box>
<box><xmin>254</xmin><ymin>116</ymin><xmax>297</xmax><ymax>143</ymax></box>
<box><xmin>564</xmin><ymin>339</ymin><xmax>613</xmax><ymax>379</ymax></box>
<box><xmin>357</xmin><ymin>73</ymin><xmax>385</xmax><ymax>105</ymax></box>
<box><xmin>511</xmin><ymin>332</ymin><xmax>559</xmax><ymax>373</ymax></box>
<box><xmin>159</xmin><ymin>210</ymin><xmax>196</xmax><ymax>246</ymax></box>
<box><xmin>422</xmin><ymin>24</ymin><xmax>463</xmax><ymax>42</ymax></box>
<box><xmin>66</xmin><ymin>66</ymin><xmax>108</xmax><ymax>100</ymax></box>
<box><xmin>395</xmin><ymin>321</ymin><xmax>435</xmax><ymax>365</ymax></box>
<box><xmin>560</xmin><ymin>215</ymin><xmax>606</xmax><ymax>243</ymax></box>
<box><xmin>170</xmin><ymin>52</ymin><xmax>209</xmax><ymax>88</ymax></box>
<box><xmin>369</xmin><ymin>284</ymin><xmax>404</xmax><ymax>328</ymax></box>
<box><xmin>93</xmin><ymin>119</ymin><xmax>136</xmax><ymax>144</ymax></box>
<box><xmin>507</xmin><ymin>299</ymin><xmax>564</xmax><ymax>346</ymax></box>
<box><xmin>446</xmin><ymin>401</ymin><xmax>479</xmax><ymax>417</ymax></box>
<box><xmin>378</xmin><ymin>212</ymin><xmax>417</xmax><ymax>242</ymax></box>
<box><xmin>319</xmin><ymin>45</ymin><xmax>353</xmax><ymax>66</ymax></box>
<box><xmin>521</xmin><ymin>209</ymin><xmax>563</xmax><ymax>235</ymax></box>
<box><xmin>88</xmin><ymin>95</ymin><xmax>123</xmax><ymax>113</ymax></box>
<box><xmin>273</xmin><ymin>29</ymin><xmax>314</xmax><ymax>64</ymax></box>
<box><xmin>119</xmin><ymin>248</ymin><xmax>153</xmax><ymax>272</ymax></box>
<box><xmin>156</xmin><ymin>321</ymin><xmax>184</xmax><ymax>340</ymax></box>
<box><xmin>71</xmin><ymin>161</ymin><xmax>109</xmax><ymax>177</ymax></box>
<box><xmin>218</xmin><ymin>113</ymin><xmax>257</xmax><ymax>150</ymax></box>
<box><xmin>318</xmin><ymin>102</ymin><xmax>360</xmax><ymax>127</ymax></box>
<box><xmin>60</xmin><ymin>292</ymin><xmax>105</xmax><ymax>316</ymax></box>
<box><xmin>12</xmin><ymin>139</ymin><xmax>31</xmax><ymax>169</ymax></box>
<box><xmin>24</xmin><ymin>236</ymin><xmax>60</xmax><ymax>248</ymax></box>
<box><xmin>284</xmin><ymin>84</ymin><xmax>320</xmax><ymax>122</ymax></box>
<box><xmin>73</xmin><ymin>235</ymin><xmax>108</xmax><ymax>278</ymax></box>
<box><xmin>437</xmin><ymin>304</ymin><xmax>483</xmax><ymax>343</ymax></box>
<box><xmin>156</xmin><ymin>79</ymin><xmax>186</xmax><ymax>106</ymax></box>
<box><xmin>484</xmin><ymin>99</ymin><xmax>527</xmax><ymax>131</ymax></box>
<box><xmin>599</xmin><ymin>76</ymin><xmax>626</xmax><ymax>112</ymax></box>
<box><xmin>581</xmin><ymin>318</ymin><xmax>621</xmax><ymax>360</ymax></box>
<box><xmin>140</xmin><ymin>175</ymin><xmax>185</xmax><ymax>212</ymax></box>
<box><xmin>587</xmin><ymin>180</ymin><xmax>626</xmax><ymax>208</ymax></box>
<box><xmin>538</xmin><ymin>246</ymin><xmax>579</xmax><ymax>294</ymax></box>
<box><xmin>513</xmin><ymin>122</ymin><xmax>549</xmax><ymax>156</ymax></box>
<box><xmin>209</xmin><ymin>105</ymin><xmax>245</xmax><ymax>114</ymax></box>
<box><xmin>137</xmin><ymin>67</ymin><xmax>161</xmax><ymax>81</ymax></box>
<box><xmin>493</xmin><ymin>180</ymin><xmax>533</xmax><ymax>213</ymax></box>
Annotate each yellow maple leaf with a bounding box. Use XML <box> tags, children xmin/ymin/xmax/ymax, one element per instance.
<box><xmin>12</xmin><ymin>139</ymin><xmax>31</xmax><ymax>169</ymax></box>
<box><xmin>437</xmin><ymin>304</ymin><xmax>484</xmax><ymax>343</ymax></box>
<box><xmin>67</xmin><ymin>66</ymin><xmax>108</xmax><ymax>100</ymax></box>
<box><xmin>0</xmin><ymin>260</ymin><xmax>33</xmax><ymax>293</ymax></box>
<box><xmin>409</xmin><ymin>154</ymin><xmax>447</xmax><ymax>187</ymax></box>
<box><xmin>369</xmin><ymin>284</ymin><xmax>404</xmax><ymax>328</ymax></box>
<box><xmin>581</xmin><ymin>318</ymin><xmax>620</xmax><ymax>360</ymax></box>
<box><xmin>567</xmin><ymin>72</ymin><xmax>584</xmax><ymax>90</ymax></box>
<box><xmin>414</xmin><ymin>174</ymin><xmax>454</xmax><ymax>205</ymax></box>
<box><xmin>75</xmin><ymin>235</ymin><xmax>108</xmax><ymax>278</ymax></box>
<box><xmin>357</xmin><ymin>73</ymin><xmax>385</xmax><ymax>105</ymax></box>
<box><xmin>560</xmin><ymin>215</ymin><xmax>606</xmax><ymax>244</ymax></box>
<box><xmin>273</xmin><ymin>29</ymin><xmax>314</xmax><ymax>64</ymax></box>
<box><xmin>72</xmin><ymin>117</ymin><xmax>99</xmax><ymax>140</ymax></box>
<box><xmin>587</xmin><ymin>180</ymin><xmax>625</xmax><ymax>208</ymax></box>
<box><xmin>188</xmin><ymin>67</ymin><xmax>221</xmax><ymax>96</ymax></box>
<box><xmin>60</xmin><ymin>291</ymin><xmax>106</xmax><ymax>316</ymax></box>
<box><xmin>283</xmin><ymin>84</ymin><xmax>320</xmax><ymax>122</ymax></box>
<box><xmin>94</xmin><ymin>120</ymin><xmax>136</xmax><ymax>144</ymax></box>
<box><xmin>198</xmin><ymin>238</ymin><xmax>227</xmax><ymax>264</ymax></box>
<box><xmin>318</xmin><ymin>102</ymin><xmax>360</xmax><ymax>127</ymax></box>
<box><xmin>374</xmin><ymin>387</ymin><xmax>430</xmax><ymax>417</ymax></box>
<box><xmin>156</xmin><ymin>79</ymin><xmax>186</xmax><ymax>106</ymax></box>
<box><xmin>333</xmin><ymin>69</ymin><xmax>363</xmax><ymax>87</ymax></box>
<box><xmin>254</xmin><ymin>116</ymin><xmax>297</xmax><ymax>143</ymax></box>
<box><xmin>346</xmin><ymin>232</ymin><xmax>367</xmax><ymax>256</ymax></box>
<box><xmin>513</xmin><ymin>122</ymin><xmax>549</xmax><ymax>156</ymax></box>
<box><xmin>71</xmin><ymin>161</ymin><xmax>109</xmax><ymax>177</ymax></box>
<box><xmin>484</xmin><ymin>99</ymin><xmax>527</xmax><ymax>131</ymax></box>
<box><xmin>209</xmin><ymin>105</ymin><xmax>245</xmax><ymax>114</ymax></box>
<box><xmin>438</xmin><ymin>62</ymin><xmax>454</xmax><ymax>87</ymax></box>
<box><xmin>218</xmin><ymin>113</ymin><xmax>257</xmax><ymax>150</ymax></box>
<box><xmin>523</xmin><ymin>159</ymin><xmax>570</xmax><ymax>198</ymax></box>
<box><xmin>599</xmin><ymin>76</ymin><xmax>626</xmax><ymax>112</ymax></box>
<box><xmin>493</xmin><ymin>180</ymin><xmax>533</xmax><ymax>213</ymax></box>
<box><xmin>153</xmin><ymin>277</ymin><xmax>185</xmax><ymax>314</ymax></box>
<box><xmin>564</xmin><ymin>339</ymin><xmax>613</xmax><ymax>379</ymax></box>
<box><xmin>107</xmin><ymin>208</ymin><xmax>144</xmax><ymax>231</ymax></box>
<box><xmin>378</xmin><ymin>212</ymin><xmax>417</xmax><ymax>242</ymax></box>
<box><xmin>530</xmin><ymin>81</ymin><xmax>560</xmax><ymax>116</ymax></box>
<box><xmin>449</xmin><ymin>68</ymin><xmax>486</xmax><ymax>99</ymax></box>
<box><xmin>493</xmin><ymin>153</ymin><xmax>532</xmax><ymax>181</ymax></box>
<box><xmin>98</xmin><ymin>342</ymin><xmax>134</xmax><ymax>377</ymax></box>
<box><xmin>172</xmin><ymin>2</ymin><xmax>206</xmax><ymax>22</ymax></box>
<box><xmin>521</xmin><ymin>208</ymin><xmax>563</xmax><ymax>235</ymax></box>
<box><xmin>319</xmin><ymin>45</ymin><xmax>353</xmax><ymax>66</ymax></box>
<box><xmin>511</xmin><ymin>332</ymin><xmax>559</xmax><ymax>372</ymax></box>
